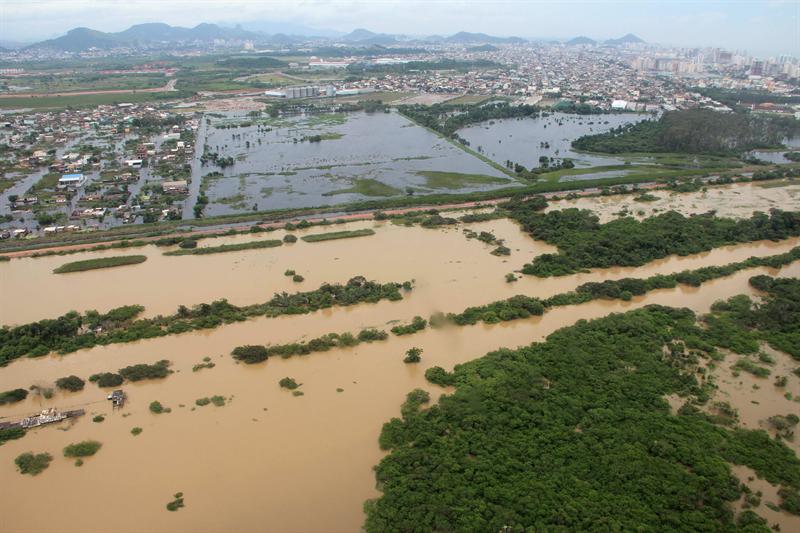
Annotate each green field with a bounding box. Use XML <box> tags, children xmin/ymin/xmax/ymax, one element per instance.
<box><xmin>53</xmin><ymin>255</ymin><xmax>147</xmax><ymax>274</ymax></box>
<box><xmin>324</xmin><ymin>179</ymin><xmax>402</xmax><ymax>197</ymax></box>
<box><xmin>0</xmin><ymin>91</ymin><xmax>186</xmax><ymax>110</ymax></box>
<box><xmin>300</xmin><ymin>229</ymin><xmax>376</xmax><ymax>243</ymax></box>
<box><xmin>417</xmin><ymin>171</ymin><xmax>510</xmax><ymax>189</ymax></box>
<box><xmin>443</xmin><ymin>94</ymin><xmax>491</xmax><ymax>105</ymax></box>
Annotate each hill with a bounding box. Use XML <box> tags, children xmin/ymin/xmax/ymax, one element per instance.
<box><xmin>27</xmin><ymin>23</ymin><xmax>262</xmax><ymax>52</ymax></box>
<box><xmin>566</xmin><ymin>36</ymin><xmax>596</xmax><ymax>45</ymax></box>
<box><xmin>605</xmin><ymin>33</ymin><xmax>645</xmax><ymax>45</ymax></box>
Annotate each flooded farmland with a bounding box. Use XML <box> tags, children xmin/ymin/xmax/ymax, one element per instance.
<box><xmin>198</xmin><ymin>110</ymin><xmax>516</xmax><ymax>216</ymax></box>
<box><xmin>1</xmin><ymin>186</ymin><xmax>799</xmax><ymax>532</ymax></box>
<box><xmin>457</xmin><ymin>111</ymin><xmax>648</xmax><ymax>169</ymax></box>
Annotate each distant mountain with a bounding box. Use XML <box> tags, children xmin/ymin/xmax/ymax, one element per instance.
<box><xmin>0</xmin><ymin>39</ymin><xmax>30</xmax><ymax>50</ymax></box>
<box><xmin>341</xmin><ymin>28</ymin><xmax>398</xmax><ymax>46</ymax></box>
<box><xmin>605</xmin><ymin>33</ymin><xmax>645</xmax><ymax>45</ymax></box>
<box><xmin>443</xmin><ymin>32</ymin><xmax>526</xmax><ymax>44</ymax></box>
<box><xmin>31</xmin><ymin>27</ymin><xmax>122</xmax><ymax>52</ymax></box>
<box><xmin>343</xmin><ymin>28</ymin><xmax>380</xmax><ymax>41</ymax></box>
<box><xmin>566</xmin><ymin>36</ymin><xmax>596</xmax><ymax>46</ymax></box>
<box><xmin>27</xmin><ymin>22</ymin><xmax>263</xmax><ymax>52</ymax></box>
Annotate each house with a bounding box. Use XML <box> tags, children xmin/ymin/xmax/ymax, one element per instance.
<box><xmin>162</xmin><ymin>180</ymin><xmax>188</xmax><ymax>194</ymax></box>
<box><xmin>58</xmin><ymin>173</ymin><xmax>86</xmax><ymax>189</ymax></box>
<box><xmin>125</xmin><ymin>159</ymin><xmax>143</xmax><ymax>169</ymax></box>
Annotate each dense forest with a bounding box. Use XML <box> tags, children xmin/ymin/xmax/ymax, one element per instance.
<box><xmin>397</xmin><ymin>102</ymin><xmax>541</xmax><ymax>138</ymax></box>
<box><xmin>572</xmin><ymin>108</ymin><xmax>800</xmax><ymax>154</ymax></box>
<box><xmin>366</xmin><ymin>280</ymin><xmax>800</xmax><ymax>531</ymax></box>
<box><xmin>504</xmin><ymin>197</ymin><xmax>800</xmax><ymax>276</ymax></box>
<box><xmin>0</xmin><ymin>277</ymin><xmax>409</xmax><ymax>365</ymax></box>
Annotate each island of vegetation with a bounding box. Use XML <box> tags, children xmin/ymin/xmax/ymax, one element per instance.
<box><xmin>366</xmin><ymin>277</ymin><xmax>800</xmax><ymax>531</ymax></box>
<box><xmin>504</xmin><ymin>196</ymin><xmax>799</xmax><ymax>277</ymax></box>
<box><xmin>52</xmin><ymin>255</ymin><xmax>147</xmax><ymax>274</ymax></box>
<box><xmin>232</xmin><ymin>328</ymin><xmax>388</xmax><ymax>364</ymax></box>
<box><xmin>300</xmin><ymin>228</ymin><xmax>375</xmax><ymax>242</ymax></box>
<box><xmin>163</xmin><ymin>239</ymin><xmax>282</xmax><ymax>256</ymax></box>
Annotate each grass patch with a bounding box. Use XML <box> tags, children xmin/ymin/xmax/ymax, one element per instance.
<box><xmin>63</xmin><ymin>440</ymin><xmax>102</xmax><ymax>458</ymax></box>
<box><xmin>15</xmin><ymin>452</ymin><xmax>52</xmax><ymax>475</ymax></box>
<box><xmin>417</xmin><ymin>171</ymin><xmax>509</xmax><ymax>189</ymax></box>
<box><xmin>300</xmin><ymin>229</ymin><xmax>375</xmax><ymax>243</ymax></box>
<box><xmin>323</xmin><ymin>178</ymin><xmax>402</xmax><ymax>197</ymax></box>
<box><xmin>53</xmin><ymin>255</ymin><xmax>147</xmax><ymax>274</ymax></box>
<box><xmin>0</xmin><ymin>91</ymin><xmax>186</xmax><ymax>110</ymax></box>
<box><xmin>164</xmin><ymin>239</ymin><xmax>282</xmax><ymax>256</ymax></box>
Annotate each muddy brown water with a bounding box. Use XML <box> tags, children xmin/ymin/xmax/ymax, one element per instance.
<box><xmin>546</xmin><ymin>181</ymin><xmax>800</xmax><ymax>223</ymax></box>
<box><xmin>1</xmin><ymin>193</ymin><xmax>799</xmax><ymax>532</ymax></box>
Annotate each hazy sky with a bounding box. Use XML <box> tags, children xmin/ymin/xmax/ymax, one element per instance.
<box><xmin>2</xmin><ymin>0</ymin><xmax>798</xmax><ymax>57</ymax></box>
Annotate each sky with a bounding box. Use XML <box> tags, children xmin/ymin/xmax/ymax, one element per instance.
<box><xmin>1</xmin><ymin>0</ymin><xmax>798</xmax><ymax>57</ymax></box>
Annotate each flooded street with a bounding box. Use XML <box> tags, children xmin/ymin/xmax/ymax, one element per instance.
<box><xmin>1</xmin><ymin>187</ymin><xmax>799</xmax><ymax>532</ymax></box>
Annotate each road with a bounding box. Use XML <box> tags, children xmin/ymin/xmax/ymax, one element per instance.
<box><xmin>0</xmin><ymin>179</ymin><xmax>668</xmax><ymax>259</ymax></box>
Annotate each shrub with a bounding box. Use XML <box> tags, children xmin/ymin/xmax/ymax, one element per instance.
<box><xmin>284</xmin><ymin>269</ymin><xmax>296</xmax><ymax>276</ymax></box>
<box><xmin>92</xmin><ymin>415</ymin><xmax>105</xmax><ymax>423</ymax></box>
<box><xmin>425</xmin><ymin>366</ymin><xmax>455</xmax><ymax>386</ymax></box>
<box><xmin>210</xmin><ymin>395</ymin><xmax>225</xmax><ymax>407</ymax></box>
<box><xmin>195</xmin><ymin>397</ymin><xmax>210</xmax><ymax>406</ymax></box>
<box><xmin>179</xmin><ymin>239</ymin><xmax>197</xmax><ymax>249</ymax></box>
<box><xmin>88</xmin><ymin>373</ymin><xmax>123</xmax><ymax>388</ymax></box>
<box><xmin>0</xmin><ymin>427</ymin><xmax>26</xmax><ymax>445</ymax></box>
<box><xmin>131</xmin><ymin>427</ymin><xmax>143</xmax><ymax>436</ymax></box>
<box><xmin>63</xmin><ymin>440</ymin><xmax>102</xmax><ymax>457</ymax></box>
<box><xmin>391</xmin><ymin>316</ymin><xmax>427</xmax><ymax>336</ymax></box>
<box><xmin>279</xmin><ymin>377</ymin><xmax>299</xmax><ymax>390</ymax></box>
<box><xmin>119</xmin><ymin>360</ymin><xmax>171</xmax><ymax>382</ymax></box>
<box><xmin>149</xmin><ymin>401</ymin><xmax>171</xmax><ymax>414</ymax></box>
<box><xmin>404</xmin><ymin>347</ymin><xmax>423</xmax><ymax>363</ymax></box>
<box><xmin>55</xmin><ymin>375</ymin><xmax>85</xmax><ymax>392</ymax></box>
<box><xmin>231</xmin><ymin>345</ymin><xmax>269</xmax><ymax>364</ymax></box>
<box><xmin>0</xmin><ymin>388</ymin><xmax>28</xmax><ymax>405</ymax></box>
<box><xmin>167</xmin><ymin>492</ymin><xmax>185</xmax><ymax>512</ymax></box>
<box><xmin>283</xmin><ymin>234</ymin><xmax>297</xmax><ymax>243</ymax></box>
<box><xmin>292</xmin><ymin>274</ymin><xmax>305</xmax><ymax>282</ymax></box>
<box><xmin>15</xmin><ymin>452</ymin><xmax>53</xmax><ymax>475</ymax></box>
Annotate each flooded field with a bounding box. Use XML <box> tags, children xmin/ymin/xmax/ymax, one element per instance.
<box><xmin>547</xmin><ymin>181</ymin><xmax>800</xmax><ymax>222</ymax></box>
<box><xmin>198</xmin><ymin>110</ymin><xmax>515</xmax><ymax>216</ymax></box>
<box><xmin>1</xmin><ymin>185</ymin><xmax>799</xmax><ymax>532</ymax></box>
<box><xmin>457</xmin><ymin>111</ymin><xmax>647</xmax><ymax>169</ymax></box>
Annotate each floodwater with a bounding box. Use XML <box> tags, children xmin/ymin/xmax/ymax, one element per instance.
<box><xmin>457</xmin><ymin>111</ymin><xmax>647</xmax><ymax>169</ymax></box>
<box><xmin>198</xmin><ymin>110</ymin><xmax>515</xmax><ymax>216</ymax></box>
<box><xmin>1</xmin><ymin>193</ymin><xmax>799</xmax><ymax>532</ymax></box>
<box><xmin>546</xmin><ymin>181</ymin><xmax>800</xmax><ymax>223</ymax></box>
<box><xmin>2</xmin><ymin>214</ymin><xmax>799</xmax><ymax>327</ymax></box>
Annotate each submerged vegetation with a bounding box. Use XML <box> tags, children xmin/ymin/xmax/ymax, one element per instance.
<box><xmin>14</xmin><ymin>452</ymin><xmax>53</xmax><ymax>476</ymax></box>
<box><xmin>63</xmin><ymin>440</ymin><xmax>102</xmax><ymax>458</ymax></box>
<box><xmin>0</xmin><ymin>277</ymin><xmax>410</xmax><ymax>365</ymax></box>
<box><xmin>52</xmin><ymin>255</ymin><xmax>147</xmax><ymax>274</ymax></box>
<box><xmin>366</xmin><ymin>293</ymin><xmax>800</xmax><ymax>531</ymax></box>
